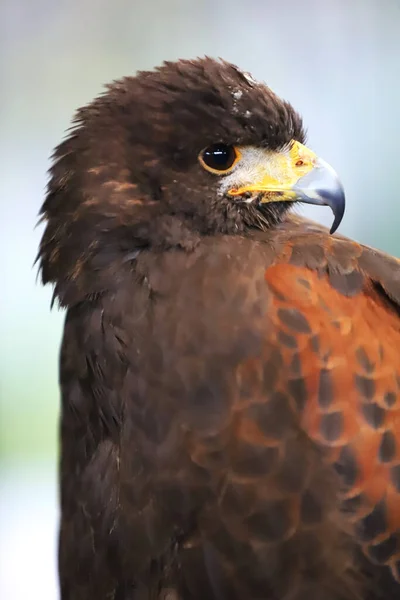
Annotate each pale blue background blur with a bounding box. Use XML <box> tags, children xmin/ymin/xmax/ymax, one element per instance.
<box><xmin>1</xmin><ymin>1</ymin><xmax>399</xmax><ymax>598</ymax></box>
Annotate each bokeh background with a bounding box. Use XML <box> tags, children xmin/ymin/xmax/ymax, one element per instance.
<box><xmin>1</xmin><ymin>0</ymin><xmax>400</xmax><ymax>598</ymax></box>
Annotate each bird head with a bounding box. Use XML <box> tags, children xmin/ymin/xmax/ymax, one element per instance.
<box><xmin>38</xmin><ymin>57</ymin><xmax>345</xmax><ymax>305</ymax></box>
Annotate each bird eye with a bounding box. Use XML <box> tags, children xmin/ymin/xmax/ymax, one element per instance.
<box><xmin>199</xmin><ymin>144</ymin><xmax>240</xmax><ymax>174</ymax></box>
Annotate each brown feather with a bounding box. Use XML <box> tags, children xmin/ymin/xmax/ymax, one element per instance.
<box><xmin>38</xmin><ymin>58</ymin><xmax>400</xmax><ymax>600</ymax></box>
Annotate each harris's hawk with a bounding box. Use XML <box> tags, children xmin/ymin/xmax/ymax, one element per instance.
<box><xmin>38</xmin><ymin>58</ymin><xmax>400</xmax><ymax>600</ymax></box>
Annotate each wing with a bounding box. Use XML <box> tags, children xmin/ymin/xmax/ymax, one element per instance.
<box><xmin>263</xmin><ymin>225</ymin><xmax>400</xmax><ymax>584</ymax></box>
<box><xmin>58</xmin><ymin>301</ymin><xmax>128</xmax><ymax>600</ymax></box>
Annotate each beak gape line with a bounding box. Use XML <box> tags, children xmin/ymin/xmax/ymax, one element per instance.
<box><xmin>228</xmin><ymin>141</ymin><xmax>345</xmax><ymax>234</ymax></box>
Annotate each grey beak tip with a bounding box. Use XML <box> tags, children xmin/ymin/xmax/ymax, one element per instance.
<box><xmin>293</xmin><ymin>158</ymin><xmax>346</xmax><ymax>234</ymax></box>
<box><xmin>329</xmin><ymin>201</ymin><xmax>345</xmax><ymax>234</ymax></box>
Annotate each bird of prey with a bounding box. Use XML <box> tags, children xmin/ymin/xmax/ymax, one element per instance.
<box><xmin>38</xmin><ymin>58</ymin><xmax>400</xmax><ymax>600</ymax></box>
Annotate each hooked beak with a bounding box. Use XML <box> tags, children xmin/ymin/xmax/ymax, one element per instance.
<box><xmin>227</xmin><ymin>141</ymin><xmax>345</xmax><ymax>234</ymax></box>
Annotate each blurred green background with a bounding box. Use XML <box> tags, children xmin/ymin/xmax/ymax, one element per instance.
<box><xmin>1</xmin><ymin>0</ymin><xmax>399</xmax><ymax>598</ymax></box>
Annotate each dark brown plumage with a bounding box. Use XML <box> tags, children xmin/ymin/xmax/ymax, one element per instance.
<box><xmin>38</xmin><ymin>58</ymin><xmax>400</xmax><ymax>600</ymax></box>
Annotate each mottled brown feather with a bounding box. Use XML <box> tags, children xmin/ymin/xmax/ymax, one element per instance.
<box><xmin>54</xmin><ymin>221</ymin><xmax>400</xmax><ymax>600</ymax></box>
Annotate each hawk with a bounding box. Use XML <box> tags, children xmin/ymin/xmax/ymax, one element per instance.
<box><xmin>38</xmin><ymin>58</ymin><xmax>400</xmax><ymax>600</ymax></box>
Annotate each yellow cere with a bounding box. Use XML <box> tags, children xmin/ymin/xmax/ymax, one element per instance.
<box><xmin>228</xmin><ymin>141</ymin><xmax>318</xmax><ymax>200</ymax></box>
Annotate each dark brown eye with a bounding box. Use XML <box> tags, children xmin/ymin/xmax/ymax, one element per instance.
<box><xmin>199</xmin><ymin>143</ymin><xmax>240</xmax><ymax>174</ymax></box>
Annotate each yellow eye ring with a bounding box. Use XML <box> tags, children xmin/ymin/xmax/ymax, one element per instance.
<box><xmin>198</xmin><ymin>144</ymin><xmax>241</xmax><ymax>174</ymax></box>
